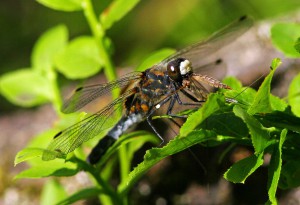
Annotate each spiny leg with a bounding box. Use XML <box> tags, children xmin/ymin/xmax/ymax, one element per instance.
<box><xmin>166</xmin><ymin>91</ymin><xmax>205</xmax><ymax>118</ymax></box>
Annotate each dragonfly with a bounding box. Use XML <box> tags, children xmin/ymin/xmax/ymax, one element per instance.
<box><xmin>42</xmin><ymin>16</ymin><xmax>253</xmax><ymax>165</ymax></box>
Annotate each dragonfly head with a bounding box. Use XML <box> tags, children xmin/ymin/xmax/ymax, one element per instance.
<box><xmin>167</xmin><ymin>58</ymin><xmax>193</xmax><ymax>81</ymax></box>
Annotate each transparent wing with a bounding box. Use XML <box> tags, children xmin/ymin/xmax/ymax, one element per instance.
<box><xmin>193</xmin><ymin>58</ymin><xmax>227</xmax><ymax>81</ymax></box>
<box><xmin>160</xmin><ymin>16</ymin><xmax>253</xmax><ymax>76</ymax></box>
<box><xmin>187</xmin><ymin>77</ymin><xmax>210</xmax><ymax>101</ymax></box>
<box><xmin>42</xmin><ymin>89</ymin><xmax>136</xmax><ymax>161</ymax></box>
<box><xmin>62</xmin><ymin>72</ymin><xmax>142</xmax><ymax>113</ymax></box>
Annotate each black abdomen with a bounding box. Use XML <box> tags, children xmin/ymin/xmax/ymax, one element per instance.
<box><xmin>87</xmin><ymin>113</ymin><xmax>143</xmax><ymax>164</ymax></box>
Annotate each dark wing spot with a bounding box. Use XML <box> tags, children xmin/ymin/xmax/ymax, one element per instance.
<box><xmin>215</xmin><ymin>59</ymin><xmax>222</xmax><ymax>65</ymax></box>
<box><xmin>239</xmin><ymin>15</ymin><xmax>247</xmax><ymax>21</ymax></box>
<box><xmin>53</xmin><ymin>131</ymin><xmax>63</xmax><ymax>139</ymax></box>
<box><xmin>75</xmin><ymin>87</ymin><xmax>83</xmax><ymax>92</ymax></box>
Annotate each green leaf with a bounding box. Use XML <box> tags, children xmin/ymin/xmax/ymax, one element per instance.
<box><xmin>15</xmin><ymin>159</ymin><xmax>78</xmax><ymax>179</ymax></box>
<box><xmin>101</xmin><ymin>0</ymin><xmax>141</xmax><ymax>30</ymax></box>
<box><xmin>248</xmin><ymin>58</ymin><xmax>281</xmax><ymax>115</ymax></box>
<box><xmin>270</xmin><ymin>95</ymin><xmax>288</xmax><ymax>112</ymax></box>
<box><xmin>97</xmin><ymin>131</ymin><xmax>158</xmax><ymax>166</ymax></box>
<box><xmin>0</xmin><ymin>69</ymin><xmax>52</xmax><ymax>106</ymax></box>
<box><xmin>180</xmin><ymin>93</ymin><xmax>226</xmax><ymax>137</ymax></box>
<box><xmin>55</xmin><ymin>36</ymin><xmax>104</xmax><ymax>79</ymax></box>
<box><xmin>118</xmin><ymin>129</ymin><xmax>218</xmax><ymax>194</ymax></box>
<box><xmin>127</xmin><ymin>132</ymin><xmax>159</xmax><ymax>163</ymax></box>
<box><xmin>233</xmin><ymin>105</ymin><xmax>272</xmax><ymax>154</ymax></box>
<box><xmin>223</xmin><ymin>76</ymin><xmax>257</xmax><ymax>111</ymax></box>
<box><xmin>14</xmin><ymin>148</ymin><xmax>44</xmax><ymax>166</ymax></box>
<box><xmin>56</xmin><ymin>187</ymin><xmax>103</xmax><ymax>205</ymax></box>
<box><xmin>28</xmin><ymin>129</ymin><xmax>60</xmax><ymax>149</ymax></box>
<box><xmin>267</xmin><ymin>129</ymin><xmax>287</xmax><ymax>204</ymax></box>
<box><xmin>135</xmin><ymin>48</ymin><xmax>176</xmax><ymax>71</ymax></box>
<box><xmin>294</xmin><ymin>37</ymin><xmax>300</xmax><ymax>53</ymax></box>
<box><xmin>41</xmin><ymin>179</ymin><xmax>67</xmax><ymax>205</ymax></box>
<box><xmin>201</xmin><ymin>111</ymin><xmax>249</xmax><ymax>139</ymax></box>
<box><xmin>271</xmin><ymin>23</ymin><xmax>300</xmax><ymax>58</ymax></box>
<box><xmin>280</xmin><ymin>160</ymin><xmax>300</xmax><ymax>189</ymax></box>
<box><xmin>289</xmin><ymin>73</ymin><xmax>300</xmax><ymax>117</ymax></box>
<box><xmin>224</xmin><ymin>152</ymin><xmax>264</xmax><ymax>183</ymax></box>
<box><xmin>225</xmin><ymin>86</ymin><xmax>257</xmax><ymax>110</ymax></box>
<box><xmin>258</xmin><ymin>111</ymin><xmax>300</xmax><ymax>133</ymax></box>
<box><xmin>270</xmin><ymin>57</ymin><xmax>282</xmax><ymax>70</ymax></box>
<box><xmin>32</xmin><ymin>25</ymin><xmax>68</xmax><ymax>72</ymax></box>
<box><xmin>223</xmin><ymin>76</ymin><xmax>243</xmax><ymax>90</ymax></box>
<box><xmin>14</xmin><ymin>129</ymin><xmax>60</xmax><ymax>166</ymax></box>
<box><xmin>36</xmin><ymin>0</ymin><xmax>83</xmax><ymax>12</ymax></box>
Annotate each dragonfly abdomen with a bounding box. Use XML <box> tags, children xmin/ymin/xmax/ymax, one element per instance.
<box><xmin>108</xmin><ymin>113</ymin><xmax>143</xmax><ymax>139</ymax></box>
<box><xmin>87</xmin><ymin>113</ymin><xmax>143</xmax><ymax>164</ymax></box>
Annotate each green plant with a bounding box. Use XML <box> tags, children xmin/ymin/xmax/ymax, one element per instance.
<box><xmin>1</xmin><ymin>1</ymin><xmax>300</xmax><ymax>204</ymax></box>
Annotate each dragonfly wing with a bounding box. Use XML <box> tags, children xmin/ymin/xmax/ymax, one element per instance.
<box><xmin>193</xmin><ymin>58</ymin><xmax>227</xmax><ymax>81</ymax></box>
<box><xmin>62</xmin><ymin>72</ymin><xmax>142</xmax><ymax>113</ymax></box>
<box><xmin>159</xmin><ymin>16</ymin><xmax>253</xmax><ymax>77</ymax></box>
<box><xmin>42</xmin><ymin>89</ymin><xmax>136</xmax><ymax>161</ymax></box>
<box><xmin>187</xmin><ymin>77</ymin><xmax>210</xmax><ymax>101</ymax></box>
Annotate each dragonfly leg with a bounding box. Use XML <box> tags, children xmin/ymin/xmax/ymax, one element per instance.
<box><xmin>166</xmin><ymin>92</ymin><xmax>202</xmax><ymax>119</ymax></box>
<box><xmin>146</xmin><ymin>91</ymin><xmax>202</xmax><ymax>141</ymax></box>
<box><xmin>147</xmin><ymin>116</ymin><xmax>164</xmax><ymax>144</ymax></box>
<box><xmin>178</xmin><ymin>89</ymin><xmax>206</xmax><ymax>105</ymax></box>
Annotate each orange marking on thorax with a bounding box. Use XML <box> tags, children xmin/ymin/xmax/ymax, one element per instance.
<box><xmin>141</xmin><ymin>104</ymin><xmax>149</xmax><ymax>112</ymax></box>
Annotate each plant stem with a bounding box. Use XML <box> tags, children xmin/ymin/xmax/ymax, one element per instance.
<box><xmin>75</xmin><ymin>158</ymin><xmax>123</xmax><ymax>205</ymax></box>
<box><xmin>82</xmin><ymin>0</ymin><xmax>117</xmax><ymax>85</ymax></box>
<box><xmin>119</xmin><ymin>145</ymin><xmax>129</xmax><ymax>205</ymax></box>
<box><xmin>81</xmin><ymin>1</ymin><xmax>128</xmax><ymax>203</ymax></box>
<box><xmin>48</xmin><ymin>66</ymin><xmax>63</xmax><ymax>117</ymax></box>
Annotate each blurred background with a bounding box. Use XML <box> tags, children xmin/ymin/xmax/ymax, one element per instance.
<box><xmin>1</xmin><ymin>0</ymin><xmax>300</xmax><ymax>204</ymax></box>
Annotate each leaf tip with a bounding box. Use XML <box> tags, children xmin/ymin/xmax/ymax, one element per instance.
<box><xmin>270</xmin><ymin>58</ymin><xmax>282</xmax><ymax>71</ymax></box>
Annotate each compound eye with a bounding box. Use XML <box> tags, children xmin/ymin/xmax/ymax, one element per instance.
<box><xmin>167</xmin><ymin>58</ymin><xmax>192</xmax><ymax>81</ymax></box>
<box><xmin>167</xmin><ymin>60</ymin><xmax>181</xmax><ymax>81</ymax></box>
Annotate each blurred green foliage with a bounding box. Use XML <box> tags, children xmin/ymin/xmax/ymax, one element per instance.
<box><xmin>271</xmin><ymin>23</ymin><xmax>300</xmax><ymax>58</ymax></box>
<box><xmin>1</xmin><ymin>0</ymin><xmax>300</xmax><ymax>204</ymax></box>
<box><xmin>1</xmin><ymin>0</ymin><xmax>300</xmax><ymax>73</ymax></box>
<box><xmin>1</xmin><ymin>0</ymin><xmax>300</xmax><ymax>112</ymax></box>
